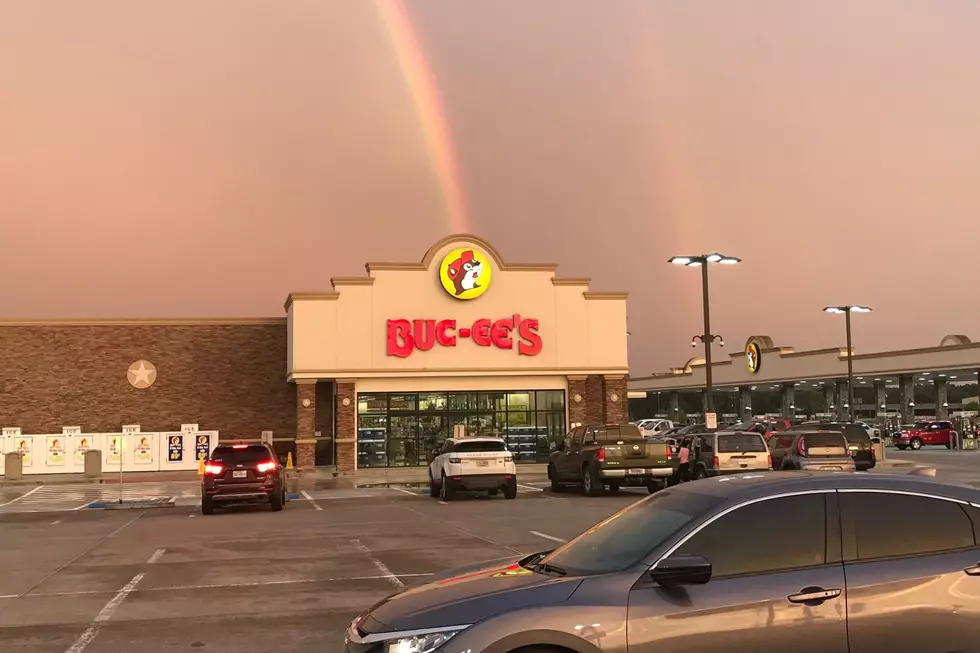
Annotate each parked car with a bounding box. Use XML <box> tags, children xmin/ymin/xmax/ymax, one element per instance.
<box><xmin>733</xmin><ymin>418</ymin><xmax>792</xmax><ymax>439</ymax></box>
<box><xmin>633</xmin><ymin>418</ymin><xmax>675</xmax><ymax>437</ymax></box>
<box><xmin>201</xmin><ymin>443</ymin><xmax>286</xmax><ymax>514</ymax></box>
<box><xmin>345</xmin><ymin>470</ymin><xmax>980</xmax><ymax>653</ymax></box>
<box><xmin>548</xmin><ymin>424</ymin><xmax>678</xmax><ymax>495</ymax></box>
<box><xmin>767</xmin><ymin>429</ymin><xmax>857</xmax><ymax>471</ymax></box>
<box><xmin>687</xmin><ymin>430</ymin><xmax>772</xmax><ymax>479</ymax></box>
<box><xmin>797</xmin><ymin>421</ymin><xmax>876</xmax><ymax>470</ymax></box>
<box><xmin>426</xmin><ymin>436</ymin><xmax>517</xmax><ymax>500</ymax></box>
<box><xmin>895</xmin><ymin>420</ymin><xmax>959</xmax><ymax>450</ymax></box>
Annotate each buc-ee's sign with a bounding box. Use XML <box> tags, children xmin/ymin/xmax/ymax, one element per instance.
<box><xmin>387</xmin><ymin>316</ymin><xmax>542</xmax><ymax>358</ymax></box>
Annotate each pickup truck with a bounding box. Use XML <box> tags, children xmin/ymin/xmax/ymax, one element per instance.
<box><xmin>894</xmin><ymin>420</ymin><xmax>958</xmax><ymax>450</ymax></box>
<box><xmin>548</xmin><ymin>423</ymin><xmax>677</xmax><ymax>496</ymax></box>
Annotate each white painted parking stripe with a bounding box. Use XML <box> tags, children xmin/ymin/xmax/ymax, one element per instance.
<box><xmin>352</xmin><ymin>539</ymin><xmax>405</xmax><ymax>589</ymax></box>
<box><xmin>146</xmin><ymin>548</ymin><xmax>165</xmax><ymax>564</ymax></box>
<box><xmin>517</xmin><ymin>484</ymin><xmax>544</xmax><ymax>492</ymax></box>
<box><xmin>301</xmin><ymin>490</ymin><xmax>323</xmax><ymax>511</ymax></box>
<box><xmin>391</xmin><ymin>488</ymin><xmax>418</xmax><ymax>496</ymax></box>
<box><xmin>530</xmin><ymin>530</ymin><xmax>567</xmax><ymax>544</ymax></box>
<box><xmin>0</xmin><ymin>485</ymin><xmax>42</xmax><ymax>508</ymax></box>
<box><xmin>65</xmin><ymin>572</ymin><xmax>144</xmax><ymax>653</ymax></box>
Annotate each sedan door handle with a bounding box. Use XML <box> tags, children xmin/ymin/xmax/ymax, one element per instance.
<box><xmin>787</xmin><ymin>587</ymin><xmax>842</xmax><ymax>605</ymax></box>
<box><xmin>963</xmin><ymin>564</ymin><xmax>980</xmax><ymax>576</ymax></box>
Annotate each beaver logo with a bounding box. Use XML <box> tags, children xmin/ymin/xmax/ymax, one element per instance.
<box><xmin>746</xmin><ymin>342</ymin><xmax>761</xmax><ymax>374</ymax></box>
<box><xmin>438</xmin><ymin>247</ymin><xmax>492</xmax><ymax>300</ymax></box>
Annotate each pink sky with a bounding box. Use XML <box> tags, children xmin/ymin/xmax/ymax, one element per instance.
<box><xmin>2</xmin><ymin>1</ymin><xmax>979</xmax><ymax>373</ymax></box>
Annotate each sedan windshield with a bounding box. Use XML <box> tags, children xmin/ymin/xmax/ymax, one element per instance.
<box><xmin>538</xmin><ymin>490</ymin><xmax>723</xmax><ymax>575</ymax></box>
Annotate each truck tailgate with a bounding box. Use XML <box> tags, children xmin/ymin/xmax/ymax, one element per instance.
<box><xmin>602</xmin><ymin>440</ymin><xmax>672</xmax><ymax>469</ymax></box>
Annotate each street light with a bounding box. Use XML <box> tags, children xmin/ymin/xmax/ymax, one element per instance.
<box><xmin>669</xmin><ymin>253</ymin><xmax>741</xmax><ymax>418</ymax></box>
<box><xmin>824</xmin><ymin>305</ymin><xmax>872</xmax><ymax>421</ymax></box>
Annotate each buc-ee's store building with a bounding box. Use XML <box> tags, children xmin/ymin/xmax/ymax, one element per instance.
<box><xmin>0</xmin><ymin>235</ymin><xmax>630</xmax><ymax>472</ymax></box>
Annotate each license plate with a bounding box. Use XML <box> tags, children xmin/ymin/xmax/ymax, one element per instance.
<box><xmin>819</xmin><ymin>466</ymin><xmax>840</xmax><ymax>471</ymax></box>
<box><xmin>233</xmin><ymin>470</ymin><xmax>247</xmax><ymax>478</ymax></box>
<box><xmin>628</xmin><ymin>468</ymin><xmax>646</xmax><ymax>474</ymax></box>
<box><xmin>476</xmin><ymin>460</ymin><xmax>489</xmax><ymax>467</ymax></box>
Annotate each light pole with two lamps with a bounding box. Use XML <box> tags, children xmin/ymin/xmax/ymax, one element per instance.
<box><xmin>823</xmin><ymin>305</ymin><xmax>873</xmax><ymax>421</ymax></box>
<box><xmin>669</xmin><ymin>253</ymin><xmax>740</xmax><ymax>419</ymax></box>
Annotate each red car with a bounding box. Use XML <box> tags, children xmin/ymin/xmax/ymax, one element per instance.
<box><xmin>733</xmin><ymin>419</ymin><xmax>792</xmax><ymax>440</ymax></box>
<box><xmin>894</xmin><ymin>420</ymin><xmax>958</xmax><ymax>450</ymax></box>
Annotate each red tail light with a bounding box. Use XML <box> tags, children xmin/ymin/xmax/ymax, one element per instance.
<box><xmin>665</xmin><ymin>446</ymin><xmax>672</xmax><ymax>459</ymax></box>
<box><xmin>797</xmin><ymin>436</ymin><xmax>806</xmax><ymax>457</ymax></box>
<box><xmin>256</xmin><ymin>460</ymin><xmax>277</xmax><ymax>473</ymax></box>
<box><xmin>204</xmin><ymin>463</ymin><xmax>223</xmax><ymax>475</ymax></box>
<box><xmin>232</xmin><ymin>444</ymin><xmax>248</xmax><ymax>449</ymax></box>
<box><xmin>712</xmin><ymin>456</ymin><xmax>719</xmax><ymax>469</ymax></box>
<box><xmin>597</xmin><ymin>448</ymin><xmax>606</xmax><ymax>462</ymax></box>
<box><xmin>767</xmin><ymin>454</ymin><xmax>772</xmax><ymax>469</ymax></box>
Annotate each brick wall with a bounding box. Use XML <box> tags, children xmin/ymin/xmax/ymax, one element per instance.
<box><xmin>567</xmin><ymin>377</ymin><xmax>587</xmax><ymax>426</ymax></box>
<box><xmin>295</xmin><ymin>381</ymin><xmax>316</xmax><ymax>469</ymax></box>
<box><xmin>603</xmin><ymin>375</ymin><xmax>629</xmax><ymax>424</ymax></box>
<box><xmin>335</xmin><ymin>382</ymin><xmax>356</xmax><ymax>472</ymax></box>
<box><xmin>0</xmin><ymin>322</ymin><xmax>294</xmax><ymax>441</ymax></box>
<box><xmin>585</xmin><ymin>375</ymin><xmax>604</xmax><ymax>423</ymax></box>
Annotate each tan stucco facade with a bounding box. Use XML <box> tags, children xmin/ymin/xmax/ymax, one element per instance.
<box><xmin>286</xmin><ymin>234</ymin><xmax>630</xmax><ymax>470</ymax></box>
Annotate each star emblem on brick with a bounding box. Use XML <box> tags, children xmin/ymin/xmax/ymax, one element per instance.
<box><xmin>127</xmin><ymin>360</ymin><xmax>157</xmax><ymax>389</ymax></box>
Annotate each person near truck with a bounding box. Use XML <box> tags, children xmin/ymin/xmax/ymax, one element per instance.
<box><xmin>677</xmin><ymin>437</ymin><xmax>691</xmax><ymax>481</ymax></box>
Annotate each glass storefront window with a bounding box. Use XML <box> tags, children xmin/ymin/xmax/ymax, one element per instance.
<box><xmin>477</xmin><ymin>392</ymin><xmax>506</xmax><ymax>411</ymax></box>
<box><xmin>536</xmin><ymin>390</ymin><xmax>565</xmax><ymax>411</ymax></box>
<box><xmin>419</xmin><ymin>393</ymin><xmax>447</xmax><ymax>411</ymax></box>
<box><xmin>354</xmin><ymin>390</ymin><xmax>565</xmax><ymax>466</ymax></box>
<box><xmin>389</xmin><ymin>394</ymin><xmax>418</xmax><ymax>411</ymax></box>
<box><xmin>506</xmin><ymin>392</ymin><xmax>533</xmax><ymax>411</ymax></box>
<box><xmin>358</xmin><ymin>394</ymin><xmax>388</xmax><ymax>414</ymax></box>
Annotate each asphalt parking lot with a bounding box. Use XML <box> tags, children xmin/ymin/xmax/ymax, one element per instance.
<box><xmin>0</xmin><ymin>479</ymin><xmax>646</xmax><ymax>653</ymax></box>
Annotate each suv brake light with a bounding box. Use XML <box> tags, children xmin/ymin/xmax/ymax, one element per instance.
<box><xmin>712</xmin><ymin>456</ymin><xmax>719</xmax><ymax>470</ymax></box>
<box><xmin>232</xmin><ymin>444</ymin><xmax>248</xmax><ymax>449</ymax></box>
<box><xmin>204</xmin><ymin>463</ymin><xmax>223</xmax><ymax>475</ymax></box>
<box><xmin>797</xmin><ymin>436</ymin><xmax>806</xmax><ymax>457</ymax></box>
<box><xmin>767</xmin><ymin>454</ymin><xmax>772</xmax><ymax>469</ymax></box>
<box><xmin>501</xmin><ymin>455</ymin><xmax>512</xmax><ymax>463</ymax></box>
<box><xmin>256</xmin><ymin>460</ymin><xmax>277</xmax><ymax>473</ymax></box>
<box><xmin>448</xmin><ymin>457</ymin><xmax>461</xmax><ymax>463</ymax></box>
<box><xmin>597</xmin><ymin>448</ymin><xmax>606</xmax><ymax>462</ymax></box>
<box><xmin>665</xmin><ymin>446</ymin><xmax>672</xmax><ymax>459</ymax></box>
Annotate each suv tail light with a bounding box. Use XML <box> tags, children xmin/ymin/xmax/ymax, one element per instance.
<box><xmin>448</xmin><ymin>457</ymin><xmax>462</xmax><ymax>463</ymax></box>
<box><xmin>501</xmin><ymin>455</ymin><xmax>512</xmax><ymax>463</ymax></box>
<box><xmin>232</xmin><ymin>444</ymin><xmax>248</xmax><ymax>449</ymax></box>
<box><xmin>712</xmin><ymin>456</ymin><xmax>719</xmax><ymax>470</ymax></box>
<box><xmin>797</xmin><ymin>436</ymin><xmax>807</xmax><ymax>457</ymax></box>
<box><xmin>597</xmin><ymin>448</ymin><xmax>606</xmax><ymax>462</ymax></box>
<box><xmin>767</xmin><ymin>454</ymin><xmax>772</xmax><ymax>469</ymax></box>
<box><xmin>256</xmin><ymin>460</ymin><xmax>277</xmax><ymax>473</ymax></box>
<box><xmin>204</xmin><ymin>463</ymin><xmax>223</xmax><ymax>475</ymax></box>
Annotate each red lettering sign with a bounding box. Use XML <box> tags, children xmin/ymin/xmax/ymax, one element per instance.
<box><xmin>387</xmin><ymin>316</ymin><xmax>542</xmax><ymax>358</ymax></box>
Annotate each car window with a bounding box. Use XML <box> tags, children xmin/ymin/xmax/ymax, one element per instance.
<box><xmin>776</xmin><ymin>435</ymin><xmax>794</xmax><ymax>449</ymax></box>
<box><xmin>716</xmin><ymin>434</ymin><xmax>767</xmax><ymax>453</ymax></box>
<box><xmin>840</xmin><ymin>493</ymin><xmax>975</xmax><ymax>561</ymax></box>
<box><xmin>676</xmin><ymin>493</ymin><xmax>828</xmax><ymax>578</ymax></box>
<box><xmin>699</xmin><ymin>437</ymin><xmax>713</xmax><ymax>453</ymax></box>
<box><xmin>940</xmin><ymin>422</ymin><xmax>953</xmax><ymax>430</ymax></box>
<box><xmin>453</xmin><ymin>440</ymin><xmax>506</xmax><ymax>453</ymax></box>
<box><xmin>209</xmin><ymin>445</ymin><xmax>271</xmax><ymax>462</ymax></box>
<box><xmin>840</xmin><ymin>426</ymin><xmax>871</xmax><ymax>443</ymax></box>
<box><xmin>800</xmin><ymin>432</ymin><xmax>847</xmax><ymax>448</ymax></box>
<box><xmin>572</xmin><ymin>427</ymin><xmax>585</xmax><ymax>447</ymax></box>
<box><xmin>540</xmin><ymin>489</ymin><xmax>724</xmax><ymax>575</ymax></box>
<box><xmin>594</xmin><ymin>425</ymin><xmax>644</xmax><ymax>442</ymax></box>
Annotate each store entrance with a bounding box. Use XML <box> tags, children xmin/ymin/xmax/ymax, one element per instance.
<box><xmin>356</xmin><ymin>390</ymin><xmax>566</xmax><ymax>467</ymax></box>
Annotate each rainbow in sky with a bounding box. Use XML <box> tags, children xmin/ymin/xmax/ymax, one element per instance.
<box><xmin>375</xmin><ymin>0</ymin><xmax>471</xmax><ymax>233</ymax></box>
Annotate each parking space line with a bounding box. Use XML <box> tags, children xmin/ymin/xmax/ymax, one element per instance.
<box><xmin>0</xmin><ymin>485</ymin><xmax>43</xmax><ymax>508</ymax></box>
<box><xmin>301</xmin><ymin>490</ymin><xmax>323</xmax><ymax>511</ymax></box>
<box><xmin>51</xmin><ymin>519</ymin><xmax>61</xmax><ymax>525</ymax></box>
<box><xmin>146</xmin><ymin>548</ymin><xmax>165</xmax><ymax>564</ymax></box>
<box><xmin>517</xmin><ymin>484</ymin><xmax>544</xmax><ymax>492</ymax></box>
<box><xmin>65</xmin><ymin>572</ymin><xmax>144</xmax><ymax>653</ymax></box>
<box><xmin>391</xmin><ymin>488</ymin><xmax>418</xmax><ymax>496</ymax></box>
<box><xmin>72</xmin><ymin>502</ymin><xmax>91</xmax><ymax>511</ymax></box>
<box><xmin>352</xmin><ymin>539</ymin><xmax>405</xmax><ymax>589</ymax></box>
<box><xmin>530</xmin><ymin>530</ymin><xmax>567</xmax><ymax>544</ymax></box>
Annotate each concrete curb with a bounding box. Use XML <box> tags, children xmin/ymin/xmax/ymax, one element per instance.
<box><xmin>88</xmin><ymin>497</ymin><xmax>177</xmax><ymax>510</ymax></box>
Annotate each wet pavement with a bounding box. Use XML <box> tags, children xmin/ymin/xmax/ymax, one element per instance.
<box><xmin>0</xmin><ymin>477</ymin><xmax>641</xmax><ymax>652</ymax></box>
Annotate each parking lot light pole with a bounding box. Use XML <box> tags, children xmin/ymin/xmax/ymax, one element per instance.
<box><xmin>670</xmin><ymin>254</ymin><xmax>740</xmax><ymax>419</ymax></box>
<box><xmin>823</xmin><ymin>305</ymin><xmax>873</xmax><ymax>421</ymax></box>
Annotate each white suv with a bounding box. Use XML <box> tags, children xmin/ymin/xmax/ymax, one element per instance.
<box><xmin>427</xmin><ymin>437</ymin><xmax>518</xmax><ymax>501</ymax></box>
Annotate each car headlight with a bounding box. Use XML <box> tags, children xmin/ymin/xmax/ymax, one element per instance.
<box><xmin>383</xmin><ymin>628</ymin><xmax>465</xmax><ymax>653</ymax></box>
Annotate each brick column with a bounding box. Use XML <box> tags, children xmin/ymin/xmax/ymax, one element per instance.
<box><xmin>604</xmin><ymin>375</ymin><xmax>629</xmax><ymax>424</ymax></box>
<box><xmin>899</xmin><ymin>374</ymin><xmax>914</xmax><ymax>424</ymax></box>
<box><xmin>335</xmin><ymin>381</ymin><xmax>356</xmax><ymax>472</ymax></box>
<box><xmin>935</xmin><ymin>378</ymin><xmax>949</xmax><ymax>419</ymax></box>
<box><xmin>567</xmin><ymin>376</ymin><xmax>587</xmax><ymax>427</ymax></box>
<box><xmin>584</xmin><ymin>375</ymin><xmax>604</xmax><ymax>424</ymax></box>
<box><xmin>295</xmin><ymin>381</ymin><xmax>317</xmax><ymax>470</ymax></box>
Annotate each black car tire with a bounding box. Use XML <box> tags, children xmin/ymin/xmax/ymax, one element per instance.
<box><xmin>694</xmin><ymin>466</ymin><xmax>707</xmax><ymax>480</ymax></box>
<box><xmin>548</xmin><ymin>464</ymin><xmax>565</xmax><ymax>493</ymax></box>
<box><xmin>429</xmin><ymin>473</ymin><xmax>441</xmax><ymax>499</ymax></box>
<box><xmin>896</xmin><ymin>445</ymin><xmax>907</xmax><ymax>451</ymax></box>
<box><xmin>504</xmin><ymin>478</ymin><xmax>517</xmax><ymax>500</ymax></box>
<box><xmin>607</xmin><ymin>482</ymin><xmax>620</xmax><ymax>493</ymax></box>
<box><xmin>201</xmin><ymin>496</ymin><xmax>214</xmax><ymax>515</ymax></box>
<box><xmin>270</xmin><ymin>487</ymin><xmax>284</xmax><ymax>511</ymax></box>
<box><xmin>910</xmin><ymin>438</ymin><xmax>923</xmax><ymax>450</ymax></box>
<box><xmin>648</xmin><ymin>480</ymin><xmax>665</xmax><ymax>494</ymax></box>
<box><xmin>441</xmin><ymin>473</ymin><xmax>456</xmax><ymax>501</ymax></box>
<box><xmin>581</xmin><ymin>465</ymin><xmax>603</xmax><ymax>497</ymax></box>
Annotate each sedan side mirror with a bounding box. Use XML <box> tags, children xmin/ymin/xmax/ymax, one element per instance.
<box><xmin>648</xmin><ymin>554</ymin><xmax>712</xmax><ymax>587</ymax></box>
<box><xmin>426</xmin><ymin>449</ymin><xmax>439</xmax><ymax>463</ymax></box>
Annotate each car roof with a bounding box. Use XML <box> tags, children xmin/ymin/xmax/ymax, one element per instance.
<box><xmin>450</xmin><ymin>436</ymin><xmax>504</xmax><ymax>443</ymax></box>
<box><xmin>671</xmin><ymin>470</ymin><xmax>980</xmax><ymax>504</ymax></box>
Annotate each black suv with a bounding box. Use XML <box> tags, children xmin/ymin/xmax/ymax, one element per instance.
<box><xmin>797</xmin><ymin>421</ymin><xmax>876</xmax><ymax>470</ymax></box>
<box><xmin>202</xmin><ymin>443</ymin><xmax>286</xmax><ymax>514</ymax></box>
